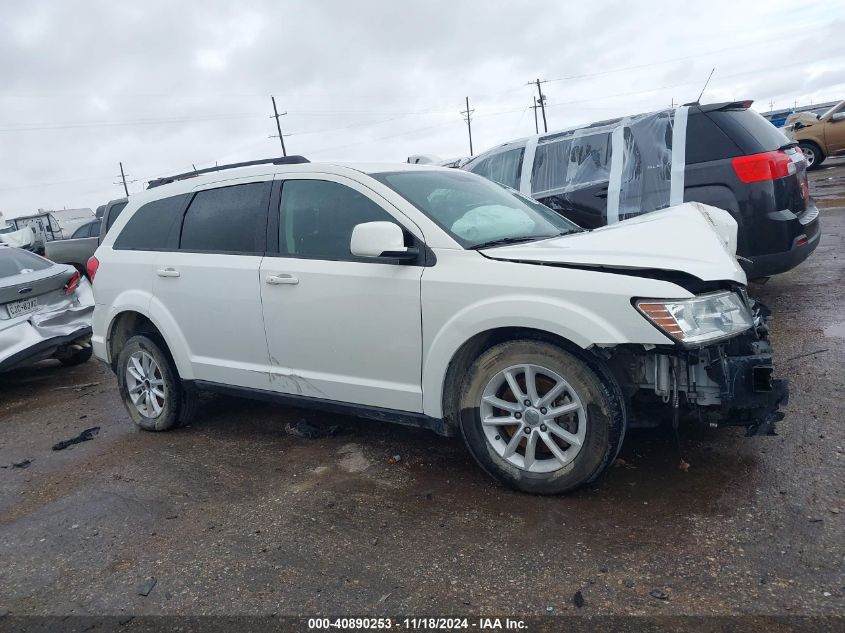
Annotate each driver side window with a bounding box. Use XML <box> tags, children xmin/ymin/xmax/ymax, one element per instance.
<box><xmin>279</xmin><ymin>179</ymin><xmax>399</xmax><ymax>261</ymax></box>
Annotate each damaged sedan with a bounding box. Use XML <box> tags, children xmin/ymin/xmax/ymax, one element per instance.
<box><xmin>0</xmin><ymin>245</ymin><xmax>94</xmax><ymax>372</ymax></box>
<box><xmin>90</xmin><ymin>159</ymin><xmax>786</xmax><ymax>494</ymax></box>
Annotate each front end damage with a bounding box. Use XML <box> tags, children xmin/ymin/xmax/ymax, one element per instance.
<box><xmin>604</xmin><ymin>300</ymin><xmax>788</xmax><ymax>436</ymax></box>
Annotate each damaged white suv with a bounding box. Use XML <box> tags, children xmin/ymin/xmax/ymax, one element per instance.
<box><xmin>90</xmin><ymin>157</ymin><xmax>787</xmax><ymax>494</ymax></box>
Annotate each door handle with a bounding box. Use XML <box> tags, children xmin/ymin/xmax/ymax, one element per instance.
<box><xmin>265</xmin><ymin>273</ymin><xmax>299</xmax><ymax>285</ymax></box>
<box><xmin>156</xmin><ymin>268</ymin><xmax>180</xmax><ymax>278</ymax></box>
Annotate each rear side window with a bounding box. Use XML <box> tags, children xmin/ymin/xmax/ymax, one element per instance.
<box><xmin>684</xmin><ymin>113</ymin><xmax>742</xmax><ymax>164</ymax></box>
<box><xmin>0</xmin><ymin>248</ymin><xmax>52</xmax><ymax>278</ymax></box>
<box><xmin>705</xmin><ymin>108</ymin><xmax>790</xmax><ymax>154</ymax></box>
<box><xmin>113</xmin><ymin>195</ymin><xmax>186</xmax><ymax>251</ymax></box>
<box><xmin>467</xmin><ymin>147</ymin><xmax>525</xmax><ymax>189</ymax></box>
<box><xmin>532</xmin><ymin>132</ymin><xmax>611</xmax><ymax>197</ymax></box>
<box><xmin>180</xmin><ymin>183</ymin><xmax>270</xmax><ymax>254</ymax></box>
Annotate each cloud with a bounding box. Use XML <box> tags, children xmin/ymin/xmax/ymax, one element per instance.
<box><xmin>0</xmin><ymin>0</ymin><xmax>843</xmax><ymax>215</ymax></box>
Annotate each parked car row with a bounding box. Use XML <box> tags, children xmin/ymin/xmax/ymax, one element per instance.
<box><xmin>6</xmin><ymin>100</ymin><xmax>819</xmax><ymax>494</ymax></box>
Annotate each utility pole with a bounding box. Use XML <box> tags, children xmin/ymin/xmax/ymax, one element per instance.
<box><xmin>530</xmin><ymin>78</ymin><xmax>548</xmax><ymax>133</ymax></box>
<box><xmin>119</xmin><ymin>162</ymin><xmax>129</xmax><ymax>196</ymax></box>
<box><xmin>270</xmin><ymin>96</ymin><xmax>288</xmax><ymax>157</ymax></box>
<box><xmin>460</xmin><ymin>96</ymin><xmax>474</xmax><ymax>156</ymax></box>
<box><xmin>531</xmin><ymin>97</ymin><xmax>539</xmax><ymax>134</ymax></box>
<box><xmin>670</xmin><ymin>97</ymin><xmax>676</xmax><ymax>109</ymax></box>
<box><xmin>113</xmin><ymin>162</ymin><xmax>133</xmax><ymax>196</ymax></box>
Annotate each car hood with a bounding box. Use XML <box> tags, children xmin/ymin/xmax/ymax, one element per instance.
<box><xmin>482</xmin><ymin>202</ymin><xmax>747</xmax><ymax>285</ymax></box>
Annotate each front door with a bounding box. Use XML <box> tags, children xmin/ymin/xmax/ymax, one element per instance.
<box><xmin>259</xmin><ymin>175</ymin><xmax>424</xmax><ymax>412</ymax></box>
<box><xmin>151</xmin><ymin>177</ymin><xmax>273</xmax><ymax>390</ymax></box>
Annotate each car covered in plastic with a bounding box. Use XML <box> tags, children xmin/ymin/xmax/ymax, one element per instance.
<box><xmin>463</xmin><ymin>101</ymin><xmax>820</xmax><ymax>278</ymax></box>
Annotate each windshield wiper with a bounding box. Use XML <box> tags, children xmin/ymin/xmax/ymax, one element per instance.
<box><xmin>472</xmin><ymin>235</ymin><xmax>550</xmax><ymax>250</ymax></box>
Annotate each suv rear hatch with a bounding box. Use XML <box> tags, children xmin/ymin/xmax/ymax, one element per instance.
<box><xmin>684</xmin><ymin>102</ymin><xmax>820</xmax><ymax>275</ymax></box>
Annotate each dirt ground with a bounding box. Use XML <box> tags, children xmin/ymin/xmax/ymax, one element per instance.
<box><xmin>1</xmin><ymin>167</ymin><xmax>844</xmax><ymax>621</ymax></box>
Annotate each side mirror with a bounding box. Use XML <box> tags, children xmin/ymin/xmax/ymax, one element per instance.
<box><xmin>831</xmin><ymin>112</ymin><xmax>845</xmax><ymax>123</ymax></box>
<box><xmin>350</xmin><ymin>221</ymin><xmax>419</xmax><ymax>261</ymax></box>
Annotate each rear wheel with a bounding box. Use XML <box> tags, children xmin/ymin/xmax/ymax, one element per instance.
<box><xmin>798</xmin><ymin>141</ymin><xmax>825</xmax><ymax>170</ymax></box>
<box><xmin>457</xmin><ymin>340</ymin><xmax>625</xmax><ymax>494</ymax></box>
<box><xmin>117</xmin><ymin>335</ymin><xmax>197</xmax><ymax>431</ymax></box>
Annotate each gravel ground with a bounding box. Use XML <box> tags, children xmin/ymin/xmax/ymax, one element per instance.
<box><xmin>1</xmin><ymin>171</ymin><xmax>844</xmax><ymax>623</ymax></box>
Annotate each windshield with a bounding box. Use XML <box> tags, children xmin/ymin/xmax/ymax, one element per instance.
<box><xmin>372</xmin><ymin>169</ymin><xmax>580</xmax><ymax>248</ymax></box>
<box><xmin>821</xmin><ymin>100</ymin><xmax>845</xmax><ymax>120</ymax></box>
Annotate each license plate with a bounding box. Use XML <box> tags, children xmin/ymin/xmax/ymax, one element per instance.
<box><xmin>6</xmin><ymin>296</ymin><xmax>38</xmax><ymax>318</ymax></box>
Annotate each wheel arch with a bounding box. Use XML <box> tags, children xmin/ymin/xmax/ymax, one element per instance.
<box><xmin>436</xmin><ymin>326</ymin><xmax>621</xmax><ymax>427</ymax></box>
<box><xmin>106</xmin><ymin>309</ymin><xmax>192</xmax><ymax>379</ymax></box>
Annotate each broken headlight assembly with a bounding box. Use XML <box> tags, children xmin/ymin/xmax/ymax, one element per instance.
<box><xmin>635</xmin><ymin>291</ymin><xmax>754</xmax><ymax>346</ymax></box>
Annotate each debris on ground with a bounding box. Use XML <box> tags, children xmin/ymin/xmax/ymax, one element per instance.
<box><xmin>649</xmin><ymin>589</ymin><xmax>669</xmax><ymax>600</ymax></box>
<box><xmin>284</xmin><ymin>419</ymin><xmax>340</xmax><ymax>439</ymax></box>
<box><xmin>6</xmin><ymin>459</ymin><xmax>33</xmax><ymax>469</ymax></box>
<box><xmin>613</xmin><ymin>458</ymin><xmax>636</xmax><ymax>469</ymax></box>
<box><xmin>573</xmin><ymin>590</ymin><xmax>585</xmax><ymax>608</ymax></box>
<box><xmin>138</xmin><ymin>576</ymin><xmax>157</xmax><ymax>597</ymax></box>
<box><xmin>52</xmin><ymin>426</ymin><xmax>100</xmax><ymax>451</ymax></box>
<box><xmin>623</xmin><ymin>579</ymin><xmax>635</xmax><ymax>588</ymax></box>
<box><xmin>52</xmin><ymin>382</ymin><xmax>100</xmax><ymax>392</ymax></box>
<box><xmin>388</xmin><ymin>454</ymin><xmax>401</xmax><ymax>464</ymax></box>
<box><xmin>678</xmin><ymin>459</ymin><xmax>691</xmax><ymax>472</ymax></box>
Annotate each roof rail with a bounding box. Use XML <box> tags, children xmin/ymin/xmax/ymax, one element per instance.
<box><xmin>147</xmin><ymin>155</ymin><xmax>309</xmax><ymax>189</ymax></box>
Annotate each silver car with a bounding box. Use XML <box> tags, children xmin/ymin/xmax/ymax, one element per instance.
<box><xmin>0</xmin><ymin>245</ymin><xmax>94</xmax><ymax>371</ymax></box>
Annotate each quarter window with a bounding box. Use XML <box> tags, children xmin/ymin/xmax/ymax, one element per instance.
<box><xmin>278</xmin><ymin>179</ymin><xmax>399</xmax><ymax>260</ymax></box>
<box><xmin>113</xmin><ymin>195</ymin><xmax>186</xmax><ymax>251</ymax></box>
<box><xmin>180</xmin><ymin>183</ymin><xmax>270</xmax><ymax>253</ymax></box>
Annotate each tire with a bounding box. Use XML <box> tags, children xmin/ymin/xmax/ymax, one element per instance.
<box><xmin>59</xmin><ymin>345</ymin><xmax>93</xmax><ymax>367</ymax></box>
<box><xmin>116</xmin><ymin>334</ymin><xmax>197</xmax><ymax>431</ymax></box>
<box><xmin>457</xmin><ymin>340</ymin><xmax>625</xmax><ymax>494</ymax></box>
<box><xmin>798</xmin><ymin>141</ymin><xmax>825</xmax><ymax>170</ymax></box>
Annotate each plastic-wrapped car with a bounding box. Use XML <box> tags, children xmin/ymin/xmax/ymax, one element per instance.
<box><xmin>463</xmin><ymin>101</ymin><xmax>820</xmax><ymax>278</ymax></box>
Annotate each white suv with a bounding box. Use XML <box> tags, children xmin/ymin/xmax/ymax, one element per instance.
<box><xmin>89</xmin><ymin>157</ymin><xmax>787</xmax><ymax>494</ymax></box>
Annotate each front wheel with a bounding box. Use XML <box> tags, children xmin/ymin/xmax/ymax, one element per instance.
<box><xmin>116</xmin><ymin>335</ymin><xmax>197</xmax><ymax>431</ymax></box>
<box><xmin>457</xmin><ymin>340</ymin><xmax>625</xmax><ymax>494</ymax></box>
<box><xmin>798</xmin><ymin>141</ymin><xmax>825</xmax><ymax>170</ymax></box>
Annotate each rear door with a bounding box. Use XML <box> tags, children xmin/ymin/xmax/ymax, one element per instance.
<box><xmin>151</xmin><ymin>176</ymin><xmax>273</xmax><ymax>390</ymax></box>
<box><xmin>260</xmin><ymin>174</ymin><xmax>424</xmax><ymax>411</ymax></box>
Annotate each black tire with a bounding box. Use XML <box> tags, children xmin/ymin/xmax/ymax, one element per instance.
<box><xmin>59</xmin><ymin>345</ymin><xmax>93</xmax><ymax>367</ymax></box>
<box><xmin>116</xmin><ymin>334</ymin><xmax>197</xmax><ymax>431</ymax></box>
<box><xmin>798</xmin><ymin>141</ymin><xmax>825</xmax><ymax>170</ymax></box>
<box><xmin>457</xmin><ymin>340</ymin><xmax>626</xmax><ymax>495</ymax></box>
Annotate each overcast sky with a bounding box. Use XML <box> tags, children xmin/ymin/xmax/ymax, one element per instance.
<box><xmin>1</xmin><ymin>0</ymin><xmax>843</xmax><ymax>218</ymax></box>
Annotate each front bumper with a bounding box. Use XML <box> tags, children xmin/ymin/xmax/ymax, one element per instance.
<box><xmin>702</xmin><ymin>350</ymin><xmax>789</xmax><ymax>435</ymax></box>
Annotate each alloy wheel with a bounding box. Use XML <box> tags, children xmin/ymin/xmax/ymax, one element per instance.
<box><xmin>125</xmin><ymin>350</ymin><xmax>166</xmax><ymax>418</ymax></box>
<box><xmin>479</xmin><ymin>363</ymin><xmax>587</xmax><ymax>473</ymax></box>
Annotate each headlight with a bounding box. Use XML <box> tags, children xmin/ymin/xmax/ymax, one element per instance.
<box><xmin>636</xmin><ymin>291</ymin><xmax>753</xmax><ymax>345</ymax></box>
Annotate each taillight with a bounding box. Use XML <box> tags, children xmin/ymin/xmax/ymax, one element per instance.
<box><xmin>65</xmin><ymin>271</ymin><xmax>80</xmax><ymax>295</ymax></box>
<box><xmin>86</xmin><ymin>256</ymin><xmax>99</xmax><ymax>283</ymax></box>
<box><xmin>732</xmin><ymin>150</ymin><xmax>794</xmax><ymax>183</ymax></box>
